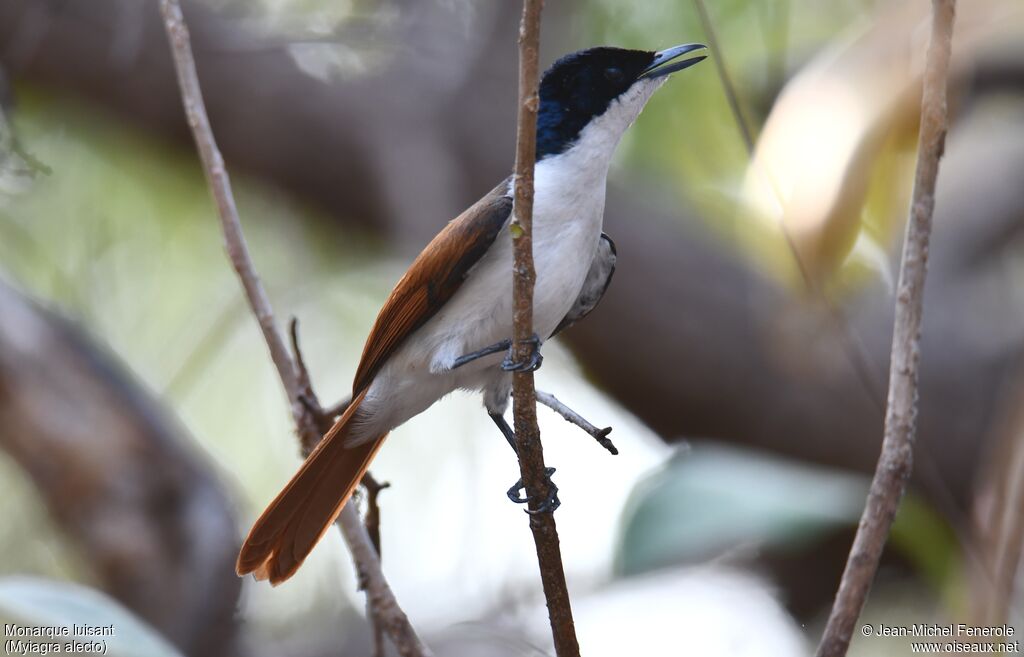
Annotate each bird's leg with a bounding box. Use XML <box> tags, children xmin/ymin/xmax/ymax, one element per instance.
<box><xmin>489</xmin><ymin>412</ymin><xmax>519</xmax><ymax>454</ymax></box>
<box><xmin>452</xmin><ymin>339</ymin><xmax>512</xmax><ymax>370</ymax></box>
<box><xmin>501</xmin><ymin>333</ymin><xmax>543</xmax><ymax>373</ymax></box>
<box><xmin>452</xmin><ymin>334</ymin><xmax>544</xmax><ymax>373</ymax></box>
<box><xmin>489</xmin><ymin>412</ymin><xmax>561</xmax><ymax>514</ymax></box>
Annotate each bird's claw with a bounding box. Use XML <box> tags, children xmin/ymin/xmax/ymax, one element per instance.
<box><xmin>507</xmin><ymin>467</ymin><xmax>561</xmax><ymax>514</ymax></box>
<box><xmin>501</xmin><ymin>333</ymin><xmax>543</xmax><ymax>372</ymax></box>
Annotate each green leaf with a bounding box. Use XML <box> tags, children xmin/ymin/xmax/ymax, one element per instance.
<box><xmin>615</xmin><ymin>442</ymin><xmax>870</xmax><ymax>576</ymax></box>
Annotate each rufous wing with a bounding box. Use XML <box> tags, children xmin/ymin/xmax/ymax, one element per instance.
<box><xmin>352</xmin><ymin>179</ymin><xmax>512</xmax><ymax>392</ymax></box>
<box><xmin>238</xmin><ymin>179</ymin><xmax>513</xmax><ymax>585</ymax></box>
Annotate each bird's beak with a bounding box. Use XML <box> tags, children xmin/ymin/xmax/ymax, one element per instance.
<box><xmin>638</xmin><ymin>43</ymin><xmax>708</xmax><ymax>80</ymax></box>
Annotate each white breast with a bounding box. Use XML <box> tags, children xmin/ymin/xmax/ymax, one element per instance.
<box><xmin>529</xmin><ymin>147</ymin><xmax>610</xmax><ymax>338</ymax></box>
<box><xmin>355</xmin><ymin>159</ymin><xmax>606</xmax><ymax>438</ymax></box>
<box><xmin>355</xmin><ymin>85</ymin><xmax>662</xmax><ymax>438</ymax></box>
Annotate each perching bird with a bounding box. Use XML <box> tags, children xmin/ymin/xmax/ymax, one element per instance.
<box><xmin>237</xmin><ymin>43</ymin><xmax>707</xmax><ymax>584</ymax></box>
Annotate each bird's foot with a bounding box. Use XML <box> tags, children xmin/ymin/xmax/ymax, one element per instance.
<box><xmin>507</xmin><ymin>467</ymin><xmax>560</xmax><ymax>514</ymax></box>
<box><xmin>501</xmin><ymin>333</ymin><xmax>543</xmax><ymax>372</ymax></box>
<box><xmin>452</xmin><ymin>339</ymin><xmax>512</xmax><ymax>370</ymax></box>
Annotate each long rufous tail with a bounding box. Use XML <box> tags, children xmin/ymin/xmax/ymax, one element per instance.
<box><xmin>236</xmin><ymin>388</ymin><xmax>387</xmax><ymax>585</ymax></box>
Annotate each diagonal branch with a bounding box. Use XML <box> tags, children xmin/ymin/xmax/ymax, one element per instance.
<box><xmin>535</xmin><ymin>390</ymin><xmax>617</xmax><ymax>455</ymax></box>
<box><xmin>815</xmin><ymin>1</ymin><xmax>957</xmax><ymax>655</ymax></box>
<box><xmin>508</xmin><ymin>2</ymin><xmax>580</xmax><ymax>656</ymax></box>
<box><xmin>693</xmin><ymin>0</ymin><xmax>887</xmax><ymax>418</ymax></box>
<box><xmin>157</xmin><ymin>2</ymin><xmax>431</xmax><ymax>656</ymax></box>
<box><xmin>692</xmin><ymin>0</ymin><xmax>755</xmax><ymax>154</ymax></box>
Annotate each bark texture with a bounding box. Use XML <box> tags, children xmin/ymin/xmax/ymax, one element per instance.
<box><xmin>0</xmin><ymin>280</ymin><xmax>241</xmax><ymax>657</ymax></box>
<box><xmin>1</xmin><ymin>0</ymin><xmax>1023</xmax><ymax>520</ymax></box>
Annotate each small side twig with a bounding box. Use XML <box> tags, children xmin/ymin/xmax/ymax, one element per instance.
<box><xmin>535</xmin><ymin>390</ymin><xmax>617</xmax><ymax>455</ymax></box>
<box><xmin>288</xmin><ymin>317</ymin><xmax>351</xmax><ymax>429</ymax></box>
<box><xmin>361</xmin><ymin>472</ymin><xmax>391</xmax><ymax>558</ymax></box>
<box><xmin>158</xmin><ymin>3</ymin><xmax>430</xmax><ymax>657</ymax></box>
<box><xmin>360</xmin><ymin>471</ymin><xmax>391</xmax><ymax>657</ymax></box>
<box><xmin>815</xmin><ymin>2</ymin><xmax>956</xmax><ymax>656</ymax></box>
<box><xmin>508</xmin><ymin>2</ymin><xmax>580</xmax><ymax>657</ymax></box>
<box><xmin>8</xmin><ymin>137</ymin><xmax>53</xmax><ymax>177</ymax></box>
<box><xmin>289</xmin><ymin>318</ymin><xmax>323</xmax><ymax>424</ymax></box>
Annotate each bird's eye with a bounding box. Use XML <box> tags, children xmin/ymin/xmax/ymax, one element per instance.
<box><xmin>604</xmin><ymin>67</ymin><xmax>624</xmax><ymax>83</ymax></box>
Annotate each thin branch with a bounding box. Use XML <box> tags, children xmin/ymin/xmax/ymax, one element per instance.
<box><xmin>163</xmin><ymin>5</ymin><xmax>302</xmax><ymax>418</ymax></box>
<box><xmin>289</xmin><ymin>318</ymin><xmax>393</xmax><ymax>657</ymax></box>
<box><xmin>987</xmin><ymin>453</ymin><xmax>1024</xmax><ymax>625</ymax></box>
<box><xmin>335</xmin><ymin>506</ymin><xmax>428</xmax><ymax>657</ymax></box>
<box><xmin>508</xmin><ymin>2</ymin><xmax>580</xmax><ymax>656</ymax></box>
<box><xmin>700</xmin><ymin>0</ymin><xmax>986</xmax><ymax>619</ymax></box>
<box><xmin>692</xmin><ymin>0</ymin><xmax>755</xmax><ymax>153</ymax></box>
<box><xmin>970</xmin><ymin>374</ymin><xmax>1024</xmax><ymax>625</ymax></box>
<box><xmin>361</xmin><ymin>471</ymin><xmax>391</xmax><ymax>558</ymax></box>
<box><xmin>693</xmin><ymin>6</ymin><xmax>985</xmax><ymax>577</ymax></box>
<box><xmin>157</xmin><ymin>3</ymin><xmax>431</xmax><ymax>656</ymax></box>
<box><xmin>290</xmin><ymin>318</ymin><xmax>353</xmax><ymax>422</ymax></box>
<box><xmin>361</xmin><ymin>471</ymin><xmax>391</xmax><ymax>657</ymax></box>
<box><xmin>536</xmin><ymin>390</ymin><xmax>617</xmax><ymax>455</ymax></box>
<box><xmin>693</xmin><ymin>0</ymin><xmax>887</xmax><ymax>418</ymax></box>
<box><xmin>815</xmin><ymin>2</ymin><xmax>956</xmax><ymax>656</ymax></box>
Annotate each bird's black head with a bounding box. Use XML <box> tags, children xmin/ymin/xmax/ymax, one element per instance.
<box><xmin>536</xmin><ymin>44</ymin><xmax>706</xmax><ymax>160</ymax></box>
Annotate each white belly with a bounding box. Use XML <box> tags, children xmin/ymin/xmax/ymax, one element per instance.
<box><xmin>355</xmin><ymin>154</ymin><xmax>609</xmax><ymax>440</ymax></box>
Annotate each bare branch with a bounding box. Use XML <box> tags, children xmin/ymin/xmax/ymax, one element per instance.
<box><xmin>815</xmin><ymin>2</ymin><xmax>957</xmax><ymax>655</ymax></box>
<box><xmin>0</xmin><ymin>280</ymin><xmax>241</xmax><ymax>657</ymax></box>
<box><xmin>693</xmin><ymin>0</ymin><xmax>887</xmax><ymax>419</ymax></box>
<box><xmin>508</xmin><ymin>2</ymin><xmax>580</xmax><ymax>656</ymax></box>
<box><xmin>984</xmin><ymin>448</ymin><xmax>1024</xmax><ymax>625</ymax></box>
<box><xmin>691</xmin><ymin>0</ymin><xmax>755</xmax><ymax>154</ymax></box>
<box><xmin>361</xmin><ymin>471</ymin><xmax>391</xmax><ymax>657</ymax></box>
<box><xmin>289</xmin><ymin>317</ymin><xmax>390</xmax><ymax>657</ymax></box>
<box><xmin>157</xmin><ymin>2</ymin><xmax>430</xmax><ymax>655</ymax></box>
<box><xmin>289</xmin><ymin>317</ymin><xmax>352</xmax><ymax>425</ymax></box>
<box><xmin>535</xmin><ymin>390</ymin><xmax>617</xmax><ymax>455</ymax></box>
<box><xmin>160</xmin><ymin>1</ymin><xmax>301</xmax><ymax>418</ymax></box>
<box><xmin>969</xmin><ymin>375</ymin><xmax>1024</xmax><ymax>625</ymax></box>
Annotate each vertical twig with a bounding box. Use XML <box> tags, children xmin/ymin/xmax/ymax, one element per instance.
<box><xmin>815</xmin><ymin>2</ymin><xmax>956</xmax><ymax>656</ymax></box>
<box><xmin>692</xmin><ymin>0</ymin><xmax>755</xmax><ymax>153</ymax></box>
<box><xmin>158</xmin><ymin>3</ymin><xmax>431</xmax><ymax>657</ymax></box>
<box><xmin>291</xmin><ymin>319</ymin><xmax>392</xmax><ymax>657</ymax></box>
<box><xmin>362</xmin><ymin>472</ymin><xmax>391</xmax><ymax>657</ymax></box>
<box><xmin>986</xmin><ymin>459</ymin><xmax>1024</xmax><ymax>625</ymax></box>
<box><xmin>509</xmin><ymin>2</ymin><xmax>580</xmax><ymax>656</ymax></box>
<box><xmin>693</xmin><ymin>0</ymin><xmax>887</xmax><ymax>416</ymax></box>
<box><xmin>970</xmin><ymin>376</ymin><xmax>1024</xmax><ymax>625</ymax></box>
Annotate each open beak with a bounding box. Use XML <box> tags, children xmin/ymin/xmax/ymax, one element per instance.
<box><xmin>639</xmin><ymin>43</ymin><xmax>708</xmax><ymax>80</ymax></box>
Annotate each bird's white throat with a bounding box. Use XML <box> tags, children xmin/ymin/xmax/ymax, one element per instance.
<box><xmin>518</xmin><ymin>76</ymin><xmax>665</xmax><ymax>219</ymax></box>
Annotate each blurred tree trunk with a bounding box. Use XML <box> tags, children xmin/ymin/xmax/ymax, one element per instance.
<box><xmin>0</xmin><ymin>280</ymin><xmax>242</xmax><ymax>657</ymax></box>
<box><xmin>2</xmin><ymin>0</ymin><xmax>1024</xmax><ymax>520</ymax></box>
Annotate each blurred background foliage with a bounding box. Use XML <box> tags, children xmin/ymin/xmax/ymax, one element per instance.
<box><xmin>1</xmin><ymin>0</ymin><xmax>1023</xmax><ymax>656</ymax></box>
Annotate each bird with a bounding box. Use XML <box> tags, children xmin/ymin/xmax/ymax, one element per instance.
<box><xmin>237</xmin><ymin>43</ymin><xmax>707</xmax><ymax>585</ymax></box>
